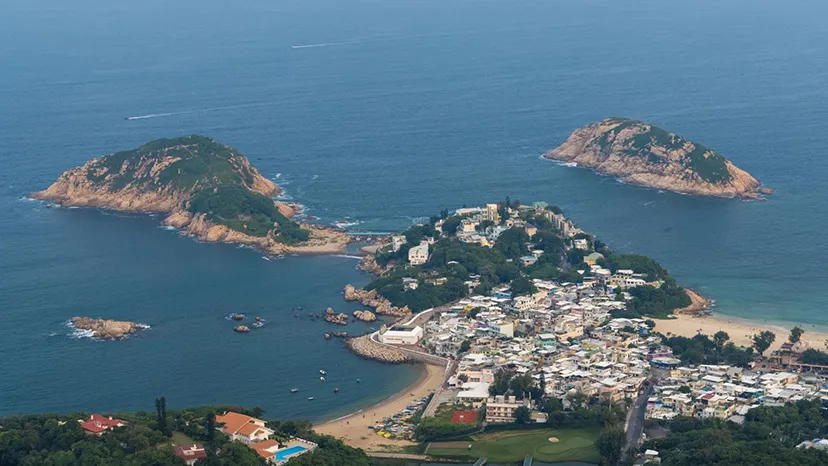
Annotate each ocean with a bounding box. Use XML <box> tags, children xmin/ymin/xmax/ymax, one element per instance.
<box><xmin>1</xmin><ymin>0</ymin><xmax>827</xmax><ymax>419</ymax></box>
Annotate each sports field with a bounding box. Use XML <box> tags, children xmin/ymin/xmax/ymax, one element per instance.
<box><xmin>426</xmin><ymin>427</ymin><xmax>601</xmax><ymax>463</ymax></box>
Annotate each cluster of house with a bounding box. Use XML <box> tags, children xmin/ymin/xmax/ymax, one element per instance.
<box><xmin>76</xmin><ymin>411</ymin><xmax>316</xmax><ymax>465</ymax></box>
<box><xmin>645</xmin><ymin>359</ymin><xmax>828</xmax><ymax>423</ymax></box>
<box><xmin>401</xmin><ymin>282</ymin><xmax>660</xmax><ymax>423</ymax></box>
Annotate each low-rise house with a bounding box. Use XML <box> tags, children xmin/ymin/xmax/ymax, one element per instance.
<box><xmin>174</xmin><ymin>444</ymin><xmax>208</xmax><ymax>465</ymax></box>
<box><xmin>408</xmin><ymin>241</ymin><xmax>429</xmax><ymax>265</ymax></box>
<box><xmin>79</xmin><ymin>414</ymin><xmax>127</xmax><ymax>436</ymax></box>
<box><xmin>379</xmin><ymin>325</ymin><xmax>424</xmax><ymax>345</ymax></box>
<box><xmin>216</xmin><ymin>411</ymin><xmax>274</xmax><ymax>445</ymax></box>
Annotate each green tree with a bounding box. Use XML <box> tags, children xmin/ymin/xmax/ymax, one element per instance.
<box><xmin>752</xmin><ymin>330</ymin><xmax>776</xmax><ymax>356</ymax></box>
<box><xmin>513</xmin><ymin>406</ymin><xmax>532</xmax><ymax>424</ymax></box>
<box><xmin>459</xmin><ymin>340</ymin><xmax>471</xmax><ymax>353</ymax></box>
<box><xmin>714</xmin><ymin>331</ymin><xmax>730</xmax><ymax>354</ymax></box>
<box><xmin>510</xmin><ymin>277</ymin><xmax>536</xmax><ymax>297</ymax></box>
<box><xmin>595</xmin><ymin>425</ymin><xmax>625</xmax><ymax>465</ymax></box>
<box><xmin>789</xmin><ymin>326</ymin><xmax>804</xmax><ymax>344</ymax></box>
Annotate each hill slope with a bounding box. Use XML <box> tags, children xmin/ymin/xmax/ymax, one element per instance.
<box><xmin>32</xmin><ymin>136</ymin><xmax>348</xmax><ymax>252</ymax></box>
<box><xmin>544</xmin><ymin>118</ymin><xmax>771</xmax><ymax>199</ymax></box>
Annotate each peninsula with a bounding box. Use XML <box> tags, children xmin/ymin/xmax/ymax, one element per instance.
<box><xmin>545</xmin><ymin>118</ymin><xmax>772</xmax><ymax>199</ymax></box>
<box><xmin>31</xmin><ymin>136</ymin><xmax>349</xmax><ymax>254</ymax></box>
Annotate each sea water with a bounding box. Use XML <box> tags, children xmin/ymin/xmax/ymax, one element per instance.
<box><xmin>1</xmin><ymin>0</ymin><xmax>827</xmax><ymax>418</ymax></box>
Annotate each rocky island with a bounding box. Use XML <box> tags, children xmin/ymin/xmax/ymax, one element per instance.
<box><xmin>31</xmin><ymin>135</ymin><xmax>349</xmax><ymax>254</ymax></box>
<box><xmin>70</xmin><ymin>316</ymin><xmax>146</xmax><ymax>340</ymax></box>
<box><xmin>545</xmin><ymin>118</ymin><xmax>772</xmax><ymax>200</ymax></box>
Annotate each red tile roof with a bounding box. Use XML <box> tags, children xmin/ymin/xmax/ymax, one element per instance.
<box><xmin>80</xmin><ymin>414</ymin><xmax>126</xmax><ymax>434</ymax></box>
<box><xmin>173</xmin><ymin>444</ymin><xmax>208</xmax><ymax>461</ymax></box>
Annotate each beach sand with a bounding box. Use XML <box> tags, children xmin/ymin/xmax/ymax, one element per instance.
<box><xmin>314</xmin><ymin>363</ymin><xmax>445</xmax><ymax>451</ymax></box>
<box><xmin>653</xmin><ymin>313</ymin><xmax>828</xmax><ymax>352</ymax></box>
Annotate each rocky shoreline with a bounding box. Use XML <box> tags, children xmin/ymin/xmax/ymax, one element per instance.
<box><xmin>545</xmin><ymin>118</ymin><xmax>771</xmax><ymax>200</ymax></box>
<box><xmin>675</xmin><ymin>288</ymin><xmax>714</xmax><ymax>316</ymax></box>
<box><xmin>346</xmin><ymin>334</ymin><xmax>410</xmax><ymax>364</ymax></box>
<box><xmin>70</xmin><ymin>316</ymin><xmax>147</xmax><ymax>340</ymax></box>
<box><xmin>343</xmin><ymin>285</ymin><xmax>411</xmax><ymax>317</ymax></box>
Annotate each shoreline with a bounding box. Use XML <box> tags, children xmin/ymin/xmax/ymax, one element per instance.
<box><xmin>654</xmin><ymin>312</ymin><xmax>828</xmax><ymax>352</ymax></box>
<box><xmin>314</xmin><ymin>363</ymin><xmax>444</xmax><ymax>450</ymax></box>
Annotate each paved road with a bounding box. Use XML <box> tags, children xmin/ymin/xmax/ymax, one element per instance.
<box><xmin>625</xmin><ymin>380</ymin><xmax>654</xmax><ymax>455</ymax></box>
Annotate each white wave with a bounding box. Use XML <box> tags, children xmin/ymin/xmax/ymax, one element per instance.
<box><xmin>125</xmin><ymin>102</ymin><xmax>282</xmax><ymax>121</ymax></box>
<box><xmin>562</xmin><ymin>162</ymin><xmax>578</xmax><ymax>167</ymax></box>
<box><xmin>311</xmin><ymin>174</ymin><xmax>319</xmax><ymax>180</ymax></box>
<box><xmin>332</xmin><ymin>219</ymin><xmax>362</xmax><ymax>229</ymax></box>
<box><xmin>274</xmin><ymin>173</ymin><xmax>282</xmax><ymax>179</ymax></box>
<box><xmin>291</xmin><ymin>42</ymin><xmax>340</xmax><ymax>49</ymax></box>
<box><xmin>160</xmin><ymin>225</ymin><xmax>178</xmax><ymax>231</ymax></box>
<box><xmin>125</xmin><ymin>112</ymin><xmax>177</xmax><ymax>120</ymax></box>
<box><xmin>262</xmin><ymin>256</ymin><xmax>271</xmax><ymax>261</ymax></box>
<box><xmin>333</xmin><ymin>254</ymin><xmax>362</xmax><ymax>260</ymax></box>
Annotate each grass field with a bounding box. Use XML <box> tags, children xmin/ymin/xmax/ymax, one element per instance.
<box><xmin>426</xmin><ymin>427</ymin><xmax>601</xmax><ymax>463</ymax></box>
<box><xmin>171</xmin><ymin>431</ymin><xmax>197</xmax><ymax>446</ymax></box>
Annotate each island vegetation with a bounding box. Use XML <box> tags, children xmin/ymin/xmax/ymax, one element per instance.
<box><xmin>644</xmin><ymin>399</ymin><xmax>828</xmax><ymax>466</ymax></box>
<box><xmin>32</xmin><ymin>136</ymin><xmax>347</xmax><ymax>253</ymax></box>
<box><xmin>544</xmin><ymin>118</ymin><xmax>771</xmax><ymax>199</ymax></box>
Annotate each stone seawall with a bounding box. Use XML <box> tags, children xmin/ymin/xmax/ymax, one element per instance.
<box><xmin>346</xmin><ymin>334</ymin><xmax>410</xmax><ymax>364</ymax></box>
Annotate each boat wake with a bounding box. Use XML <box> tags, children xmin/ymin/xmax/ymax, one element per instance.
<box><xmin>333</xmin><ymin>254</ymin><xmax>362</xmax><ymax>260</ymax></box>
<box><xmin>124</xmin><ymin>102</ymin><xmax>281</xmax><ymax>121</ymax></box>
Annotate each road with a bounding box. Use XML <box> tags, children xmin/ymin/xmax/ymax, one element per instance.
<box><xmin>625</xmin><ymin>380</ymin><xmax>654</xmax><ymax>454</ymax></box>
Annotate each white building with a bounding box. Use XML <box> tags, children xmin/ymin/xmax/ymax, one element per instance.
<box><xmin>573</xmin><ymin>238</ymin><xmax>589</xmax><ymax>250</ymax></box>
<box><xmin>391</xmin><ymin>235</ymin><xmax>406</xmax><ymax>252</ymax></box>
<box><xmin>379</xmin><ymin>326</ymin><xmax>424</xmax><ymax>345</ymax></box>
<box><xmin>490</xmin><ymin>320</ymin><xmax>514</xmax><ymax>338</ymax></box>
<box><xmin>486</xmin><ymin>395</ymin><xmax>530</xmax><ymax>423</ymax></box>
<box><xmin>408</xmin><ymin>241</ymin><xmax>429</xmax><ymax>265</ymax></box>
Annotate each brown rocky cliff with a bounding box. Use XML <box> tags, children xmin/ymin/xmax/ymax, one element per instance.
<box><xmin>545</xmin><ymin>119</ymin><xmax>769</xmax><ymax>200</ymax></box>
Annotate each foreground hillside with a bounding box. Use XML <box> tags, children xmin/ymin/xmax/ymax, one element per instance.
<box><xmin>545</xmin><ymin>118</ymin><xmax>772</xmax><ymax>200</ymax></box>
<box><xmin>32</xmin><ymin>136</ymin><xmax>348</xmax><ymax>254</ymax></box>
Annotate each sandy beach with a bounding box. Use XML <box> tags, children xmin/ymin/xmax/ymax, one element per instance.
<box><xmin>314</xmin><ymin>363</ymin><xmax>445</xmax><ymax>451</ymax></box>
<box><xmin>654</xmin><ymin>313</ymin><xmax>828</xmax><ymax>352</ymax></box>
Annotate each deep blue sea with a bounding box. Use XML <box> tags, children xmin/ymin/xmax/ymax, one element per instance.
<box><xmin>1</xmin><ymin>0</ymin><xmax>827</xmax><ymax>419</ymax></box>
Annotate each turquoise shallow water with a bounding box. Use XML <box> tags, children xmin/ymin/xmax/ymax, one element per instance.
<box><xmin>1</xmin><ymin>0</ymin><xmax>827</xmax><ymax>418</ymax></box>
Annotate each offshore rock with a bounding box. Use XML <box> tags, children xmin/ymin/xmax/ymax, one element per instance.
<box><xmin>70</xmin><ymin>317</ymin><xmax>144</xmax><ymax>340</ymax></box>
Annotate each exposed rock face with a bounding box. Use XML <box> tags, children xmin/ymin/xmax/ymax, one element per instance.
<box><xmin>324</xmin><ymin>308</ymin><xmax>349</xmax><ymax>325</ymax></box>
<box><xmin>346</xmin><ymin>335</ymin><xmax>409</xmax><ymax>363</ymax></box>
<box><xmin>32</xmin><ymin>135</ymin><xmax>279</xmax><ymax>210</ymax></box>
<box><xmin>31</xmin><ymin>136</ymin><xmax>350</xmax><ymax>255</ymax></box>
<box><xmin>674</xmin><ymin>289</ymin><xmax>713</xmax><ymax>316</ymax></box>
<box><xmin>343</xmin><ymin>285</ymin><xmax>411</xmax><ymax>317</ymax></box>
<box><xmin>70</xmin><ymin>317</ymin><xmax>145</xmax><ymax>340</ymax></box>
<box><xmin>358</xmin><ymin>255</ymin><xmax>383</xmax><ymax>275</ymax></box>
<box><xmin>544</xmin><ymin>118</ymin><xmax>770</xmax><ymax>200</ymax></box>
<box><xmin>353</xmin><ymin>310</ymin><xmax>377</xmax><ymax>322</ymax></box>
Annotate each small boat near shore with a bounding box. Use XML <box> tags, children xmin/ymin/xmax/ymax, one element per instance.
<box><xmin>320</xmin><ymin>376</ymin><xmax>326</xmax><ymax>382</ymax></box>
<box><xmin>307</xmin><ymin>397</ymin><xmax>314</xmax><ymax>401</ymax></box>
<box><xmin>334</xmin><ymin>388</ymin><xmax>340</xmax><ymax>393</ymax></box>
<box><xmin>290</xmin><ymin>388</ymin><xmax>299</xmax><ymax>393</ymax></box>
<box><xmin>319</xmin><ymin>369</ymin><xmax>327</xmax><ymax>376</ymax></box>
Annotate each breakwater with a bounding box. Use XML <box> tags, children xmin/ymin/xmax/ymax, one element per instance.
<box><xmin>346</xmin><ymin>334</ymin><xmax>410</xmax><ymax>364</ymax></box>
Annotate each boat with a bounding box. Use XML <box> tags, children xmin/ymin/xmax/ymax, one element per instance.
<box><xmin>319</xmin><ymin>369</ymin><xmax>327</xmax><ymax>376</ymax></box>
<box><xmin>290</xmin><ymin>388</ymin><xmax>299</xmax><ymax>393</ymax></box>
<box><xmin>320</xmin><ymin>376</ymin><xmax>326</xmax><ymax>382</ymax></box>
<box><xmin>334</xmin><ymin>388</ymin><xmax>340</xmax><ymax>393</ymax></box>
<box><xmin>308</xmin><ymin>397</ymin><xmax>314</xmax><ymax>401</ymax></box>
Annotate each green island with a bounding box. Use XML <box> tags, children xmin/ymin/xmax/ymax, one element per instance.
<box><xmin>544</xmin><ymin>118</ymin><xmax>771</xmax><ymax>200</ymax></box>
<box><xmin>31</xmin><ymin>136</ymin><xmax>347</xmax><ymax>252</ymax></box>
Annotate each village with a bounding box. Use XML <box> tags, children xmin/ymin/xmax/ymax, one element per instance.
<box><xmin>341</xmin><ymin>200</ymin><xmax>828</xmax><ymax>462</ymax></box>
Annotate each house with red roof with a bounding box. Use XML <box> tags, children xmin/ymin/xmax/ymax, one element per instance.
<box><xmin>215</xmin><ymin>411</ymin><xmax>274</xmax><ymax>445</ymax></box>
<box><xmin>79</xmin><ymin>414</ymin><xmax>127</xmax><ymax>436</ymax></box>
<box><xmin>173</xmin><ymin>444</ymin><xmax>208</xmax><ymax>465</ymax></box>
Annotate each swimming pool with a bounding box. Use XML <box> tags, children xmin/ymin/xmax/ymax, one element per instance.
<box><xmin>275</xmin><ymin>445</ymin><xmax>307</xmax><ymax>461</ymax></box>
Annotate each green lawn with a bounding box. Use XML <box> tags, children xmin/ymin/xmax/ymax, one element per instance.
<box><xmin>171</xmin><ymin>431</ymin><xmax>197</xmax><ymax>446</ymax></box>
<box><xmin>426</xmin><ymin>427</ymin><xmax>601</xmax><ymax>463</ymax></box>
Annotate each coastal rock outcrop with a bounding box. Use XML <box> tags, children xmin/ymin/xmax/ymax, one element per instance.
<box><xmin>675</xmin><ymin>289</ymin><xmax>713</xmax><ymax>316</ymax></box>
<box><xmin>324</xmin><ymin>308</ymin><xmax>349</xmax><ymax>325</ymax></box>
<box><xmin>353</xmin><ymin>310</ymin><xmax>377</xmax><ymax>322</ymax></box>
<box><xmin>343</xmin><ymin>285</ymin><xmax>411</xmax><ymax>317</ymax></box>
<box><xmin>70</xmin><ymin>316</ymin><xmax>145</xmax><ymax>340</ymax></box>
<box><xmin>544</xmin><ymin>118</ymin><xmax>770</xmax><ymax>200</ymax></box>
<box><xmin>346</xmin><ymin>335</ymin><xmax>409</xmax><ymax>364</ymax></box>
<box><xmin>31</xmin><ymin>136</ymin><xmax>350</xmax><ymax>255</ymax></box>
